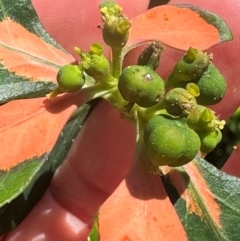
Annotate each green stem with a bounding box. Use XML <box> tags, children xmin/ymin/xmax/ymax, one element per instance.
<box><xmin>103</xmin><ymin>88</ymin><xmax>128</xmax><ymax>110</ymax></box>
<box><xmin>96</xmin><ymin>72</ymin><xmax>116</xmax><ymax>85</ymax></box>
<box><xmin>65</xmin><ymin>82</ymin><xmax>114</xmax><ymax>108</ymax></box>
<box><xmin>130</xmin><ymin>109</ymin><xmax>154</xmax><ymax>173</ymax></box>
<box><xmin>137</xmin><ymin>100</ymin><xmax>166</xmax><ymax>123</ymax></box>
<box><xmin>136</xmin><ymin>109</ymin><xmax>148</xmax><ymax>142</ymax></box>
<box><xmin>111</xmin><ymin>48</ymin><xmax>123</xmax><ymax>79</ymax></box>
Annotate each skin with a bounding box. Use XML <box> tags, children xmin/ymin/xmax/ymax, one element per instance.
<box><xmin>1</xmin><ymin>0</ymin><xmax>240</xmax><ymax>240</ymax></box>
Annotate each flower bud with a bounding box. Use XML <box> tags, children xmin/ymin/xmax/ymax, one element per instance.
<box><xmin>75</xmin><ymin>43</ymin><xmax>111</xmax><ymax>82</ymax></box>
<box><xmin>85</xmin><ymin>54</ymin><xmax>110</xmax><ymax>80</ymax></box>
<box><xmin>186</xmin><ymin>105</ymin><xmax>214</xmax><ymax>131</ymax></box>
<box><xmin>118</xmin><ymin>65</ymin><xmax>165</xmax><ymax>107</ymax></box>
<box><xmin>99</xmin><ymin>1</ymin><xmax>131</xmax><ymax>49</ymax></box>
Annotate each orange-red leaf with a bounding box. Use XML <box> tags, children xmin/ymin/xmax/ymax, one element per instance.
<box><xmin>162</xmin><ymin>163</ymin><xmax>221</xmax><ymax>228</ymax></box>
<box><xmin>0</xmin><ymin>18</ymin><xmax>73</xmax><ymax>81</ymax></box>
<box><xmin>160</xmin><ymin>156</ymin><xmax>240</xmax><ymax>240</ymax></box>
<box><xmin>98</xmin><ymin>144</ymin><xmax>187</xmax><ymax>240</ymax></box>
<box><xmin>127</xmin><ymin>5</ymin><xmax>232</xmax><ymax>51</ymax></box>
<box><xmin>0</xmin><ymin>17</ymin><xmax>78</xmax><ymax>169</ymax></box>
<box><xmin>0</xmin><ymin>93</ymin><xmax>83</xmax><ymax>169</ymax></box>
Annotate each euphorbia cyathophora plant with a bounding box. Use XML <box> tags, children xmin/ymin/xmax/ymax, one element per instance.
<box><xmin>1</xmin><ymin>0</ymin><xmax>238</xmax><ymax>240</ymax></box>
<box><xmin>50</xmin><ymin>2</ymin><xmax>229</xmax><ymax>239</ymax></box>
<box><xmin>50</xmin><ymin>2</ymin><xmax>226</xmax><ymax>168</ymax></box>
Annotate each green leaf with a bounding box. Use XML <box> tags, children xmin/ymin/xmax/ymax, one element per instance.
<box><xmin>0</xmin><ymin>77</ymin><xmax>56</xmax><ymax>104</ymax></box>
<box><xmin>162</xmin><ymin>156</ymin><xmax>240</xmax><ymax>240</ymax></box>
<box><xmin>0</xmin><ymin>103</ymin><xmax>92</xmax><ymax>235</ymax></box>
<box><xmin>0</xmin><ymin>0</ymin><xmax>65</xmax><ymax>47</ymax></box>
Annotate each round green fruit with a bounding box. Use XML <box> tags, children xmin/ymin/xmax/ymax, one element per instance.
<box><xmin>57</xmin><ymin>64</ymin><xmax>85</xmax><ymax>92</ymax></box>
<box><xmin>118</xmin><ymin>65</ymin><xmax>165</xmax><ymax>107</ymax></box>
<box><xmin>197</xmin><ymin>128</ymin><xmax>222</xmax><ymax>154</ymax></box>
<box><xmin>144</xmin><ymin>114</ymin><xmax>201</xmax><ymax>167</ymax></box>
<box><xmin>196</xmin><ymin>63</ymin><xmax>227</xmax><ymax>105</ymax></box>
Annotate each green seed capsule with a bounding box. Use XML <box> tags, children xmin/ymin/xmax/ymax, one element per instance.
<box><xmin>196</xmin><ymin>63</ymin><xmax>227</xmax><ymax>105</ymax></box>
<box><xmin>118</xmin><ymin>65</ymin><xmax>165</xmax><ymax>107</ymax></box>
<box><xmin>144</xmin><ymin>114</ymin><xmax>201</xmax><ymax>167</ymax></box>
<box><xmin>57</xmin><ymin>64</ymin><xmax>85</xmax><ymax>92</ymax></box>
<box><xmin>197</xmin><ymin>128</ymin><xmax>222</xmax><ymax>154</ymax></box>
<box><xmin>165</xmin><ymin>47</ymin><xmax>210</xmax><ymax>89</ymax></box>
<box><xmin>164</xmin><ymin>87</ymin><xmax>197</xmax><ymax>116</ymax></box>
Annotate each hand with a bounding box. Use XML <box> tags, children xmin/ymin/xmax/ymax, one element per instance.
<box><xmin>1</xmin><ymin>0</ymin><xmax>149</xmax><ymax>240</ymax></box>
<box><xmin>2</xmin><ymin>0</ymin><xmax>239</xmax><ymax>240</ymax></box>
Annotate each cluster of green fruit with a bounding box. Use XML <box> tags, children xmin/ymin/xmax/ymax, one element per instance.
<box><xmin>51</xmin><ymin>1</ymin><xmax>227</xmax><ymax>168</ymax></box>
<box><xmin>48</xmin><ymin>42</ymin><xmax>113</xmax><ymax>98</ymax></box>
<box><xmin>133</xmin><ymin>46</ymin><xmax>226</xmax><ymax>167</ymax></box>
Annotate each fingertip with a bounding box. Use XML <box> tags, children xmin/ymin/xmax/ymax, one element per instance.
<box><xmin>3</xmin><ymin>191</ymin><xmax>90</xmax><ymax>241</ymax></box>
<box><xmin>32</xmin><ymin>0</ymin><xmax>149</xmax><ymax>57</ymax></box>
<box><xmin>221</xmin><ymin>147</ymin><xmax>240</xmax><ymax>177</ymax></box>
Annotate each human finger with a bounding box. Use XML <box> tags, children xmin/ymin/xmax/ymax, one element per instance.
<box><xmin>31</xmin><ymin>0</ymin><xmax>150</xmax><ymax>58</ymax></box>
